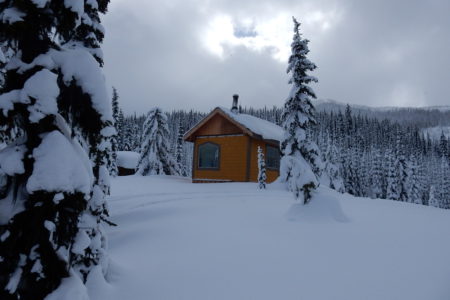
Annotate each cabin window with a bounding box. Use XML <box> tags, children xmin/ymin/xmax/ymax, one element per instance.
<box><xmin>198</xmin><ymin>142</ymin><xmax>220</xmax><ymax>169</ymax></box>
<box><xmin>266</xmin><ymin>145</ymin><xmax>280</xmax><ymax>170</ymax></box>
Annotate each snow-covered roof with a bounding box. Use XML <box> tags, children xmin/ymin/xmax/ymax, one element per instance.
<box><xmin>218</xmin><ymin>107</ymin><xmax>284</xmax><ymax>142</ymax></box>
<box><xmin>117</xmin><ymin>151</ymin><xmax>140</xmax><ymax>169</ymax></box>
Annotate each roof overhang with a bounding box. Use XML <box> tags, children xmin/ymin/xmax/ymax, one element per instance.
<box><xmin>183</xmin><ymin>107</ymin><xmax>258</xmax><ymax>142</ymax></box>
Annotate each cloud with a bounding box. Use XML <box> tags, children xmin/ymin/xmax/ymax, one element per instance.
<box><xmin>102</xmin><ymin>0</ymin><xmax>450</xmax><ymax>115</ymax></box>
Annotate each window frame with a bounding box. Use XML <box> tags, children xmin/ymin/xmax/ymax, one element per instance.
<box><xmin>265</xmin><ymin>144</ymin><xmax>280</xmax><ymax>171</ymax></box>
<box><xmin>197</xmin><ymin>142</ymin><xmax>221</xmax><ymax>170</ymax></box>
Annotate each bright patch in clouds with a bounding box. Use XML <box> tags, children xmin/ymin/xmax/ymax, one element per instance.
<box><xmin>202</xmin><ymin>9</ymin><xmax>341</xmax><ymax>62</ymax></box>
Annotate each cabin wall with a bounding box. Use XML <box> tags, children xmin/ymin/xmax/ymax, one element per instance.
<box><xmin>249</xmin><ymin>140</ymin><xmax>279</xmax><ymax>183</ymax></box>
<box><xmin>118</xmin><ymin>167</ymin><xmax>136</xmax><ymax>176</ymax></box>
<box><xmin>193</xmin><ymin>135</ymin><xmax>249</xmax><ymax>182</ymax></box>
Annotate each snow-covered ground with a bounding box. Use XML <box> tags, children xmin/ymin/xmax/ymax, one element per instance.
<box><xmin>95</xmin><ymin>176</ymin><xmax>450</xmax><ymax>300</ymax></box>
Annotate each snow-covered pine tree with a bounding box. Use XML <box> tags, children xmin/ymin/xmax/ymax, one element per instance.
<box><xmin>406</xmin><ymin>153</ymin><xmax>422</xmax><ymax>204</ymax></box>
<box><xmin>385</xmin><ymin>148</ymin><xmax>401</xmax><ymax>200</ymax></box>
<box><xmin>120</xmin><ymin>115</ymin><xmax>142</xmax><ymax>152</ymax></box>
<box><xmin>359</xmin><ymin>148</ymin><xmax>371</xmax><ymax>197</ymax></box>
<box><xmin>138</xmin><ymin>108</ymin><xmax>178</xmax><ymax>176</ymax></box>
<box><xmin>121</xmin><ymin>120</ymin><xmax>132</xmax><ymax>151</ymax></box>
<box><xmin>117</xmin><ymin>108</ymin><xmax>125</xmax><ymax>150</ymax></box>
<box><xmin>109</xmin><ymin>87</ymin><xmax>120</xmax><ymax>177</ymax></box>
<box><xmin>347</xmin><ymin>146</ymin><xmax>362</xmax><ymax>196</ymax></box>
<box><xmin>323</xmin><ymin>141</ymin><xmax>344</xmax><ymax>193</ymax></box>
<box><xmin>428</xmin><ymin>185</ymin><xmax>439</xmax><ymax>208</ymax></box>
<box><xmin>60</xmin><ymin>0</ymin><xmax>114</xmax><ymax>283</ymax></box>
<box><xmin>175</xmin><ymin>121</ymin><xmax>186</xmax><ymax>176</ymax></box>
<box><xmin>370</xmin><ymin>148</ymin><xmax>384</xmax><ymax>199</ymax></box>
<box><xmin>439</xmin><ymin>131</ymin><xmax>448</xmax><ymax>159</ymax></box>
<box><xmin>437</xmin><ymin>155</ymin><xmax>450</xmax><ymax>209</ymax></box>
<box><xmin>395</xmin><ymin>130</ymin><xmax>408</xmax><ymax>201</ymax></box>
<box><xmin>130</xmin><ymin>122</ymin><xmax>141</xmax><ymax>151</ymax></box>
<box><xmin>280</xmin><ymin>17</ymin><xmax>322</xmax><ymax>204</ymax></box>
<box><xmin>257</xmin><ymin>146</ymin><xmax>267</xmax><ymax>189</ymax></box>
<box><xmin>0</xmin><ymin>0</ymin><xmax>112</xmax><ymax>298</ymax></box>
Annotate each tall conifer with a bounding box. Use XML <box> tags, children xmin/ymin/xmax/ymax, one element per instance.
<box><xmin>138</xmin><ymin>108</ymin><xmax>178</xmax><ymax>176</ymax></box>
<box><xmin>280</xmin><ymin>17</ymin><xmax>322</xmax><ymax>204</ymax></box>
<box><xmin>0</xmin><ymin>1</ymin><xmax>112</xmax><ymax>298</ymax></box>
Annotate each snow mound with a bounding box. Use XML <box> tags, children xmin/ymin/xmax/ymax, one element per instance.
<box><xmin>285</xmin><ymin>187</ymin><xmax>350</xmax><ymax>223</ymax></box>
<box><xmin>117</xmin><ymin>151</ymin><xmax>139</xmax><ymax>169</ymax></box>
<box><xmin>44</xmin><ymin>272</ymin><xmax>88</xmax><ymax>300</ymax></box>
<box><xmin>219</xmin><ymin>107</ymin><xmax>284</xmax><ymax>141</ymax></box>
<box><xmin>85</xmin><ymin>265</ymin><xmax>113</xmax><ymax>300</ymax></box>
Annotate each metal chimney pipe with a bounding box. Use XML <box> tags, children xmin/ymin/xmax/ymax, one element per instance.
<box><xmin>231</xmin><ymin>94</ymin><xmax>239</xmax><ymax>113</ymax></box>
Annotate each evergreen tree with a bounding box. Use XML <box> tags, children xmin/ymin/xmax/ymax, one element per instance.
<box><xmin>117</xmin><ymin>109</ymin><xmax>125</xmax><ymax>150</ymax></box>
<box><xmin>131</xmin><ymin>122</ymin><xmax>141</xmax><ymax>151</ymax></box>
<box><xmin>428</xmin><ymin>186</ymin><xmax>439</xmax><ymax>208</ymax></box>
<box><xmin>0</xmin><ymin>0</ymin><xmax>111</xmax><ymax>299</ymax></box>
<box><xmin>175</xmin><ymin>121</ymin><xmax>186</xmax><ymax>176</ymax></box>
<box><xmin>395</xmin><ymin>130</ymin><xmax>408</xmax><ymax>201</ymax></box>
<box><xmin>370</xmin><ymin>148</ymin><xmax>384</xmax><ymax>199</ymax></box>
<box><xmin>439</xmin><ymin>131</ymin><xmax>448</xmax><ymax>159</ymax></box>
<box><xmin>280</xmin><ymin>17</ymin><xmax>322</xmax><ymax>204</ymax></box>
<box><xmin>406</xmin><ymin>153</ymin><xmax>422</xmax><ymax>204</ymax></box>
<box><xmin>351</xmin><ymin>146</ymin><xmax>363</xmax><ymax>196</ymax></box>
<box><xmin>323</xmin><ymin>141</ymin><xmax>344</xmax><ymax>193</ymax></box>
<box><xmin>344</xmin><ymin>104</ymin><xmax>353</xmax><ymax>149</ymax></box>
<box><xmin>109</xmin><ymin>87</ymin><xmax>120</xmax><ymax>177</ymax></box>
<box><xmin>385</xmin><ymin>149</ymin><xmax>401</xmax><ymax>200</ymax></box>
<box><xmin>138</xmin><ymin>108</ymin><xmax>178</xmax><ymax>175</ymax></box>
<box><xmin>62</xmin><ymin>0</ymin><xmax>113</xmax><ymax>283</ymax></box>
<box><xmin>257</xmin><ymin>146</ymin><xmax>267</xmax><ymax>189</ymax></box>
<box><xmin>437</xmin><ymin>155</ymin><xmax>450</xmax><ymax>209</ymax></box>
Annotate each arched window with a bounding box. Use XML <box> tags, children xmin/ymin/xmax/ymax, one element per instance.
<box><xmin>266</xmin><ymin>145</ymin><xmax>280</xmax><ymax>170</ymax></box>
<box><xmin>198</xmin><ymin>142</ymin><xmax>220</xmax><ymax>169</ymax></box>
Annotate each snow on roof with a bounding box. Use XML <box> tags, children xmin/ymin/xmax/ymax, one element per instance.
<box><xmin>117</xmin><ymin>151</ymin><xmax>140</xmax><ymax>169</ymax></box>
<box><xmin>219</xmin><ymin>107</ymin><xmax>284</xmax><ymax>142</ymax></box>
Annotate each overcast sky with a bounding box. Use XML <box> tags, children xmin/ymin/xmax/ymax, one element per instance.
<box><xmin>102</xmin><ymin>0</ymin><xmax>450</xmax><ymax>115</ymax></box>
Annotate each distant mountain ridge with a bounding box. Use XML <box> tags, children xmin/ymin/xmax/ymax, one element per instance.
<box><xmin>313</xmin><ymin>99</ymin><xmax>450</xmax><ymax>127</ymax></box>
<box><xmin>314</xmin><ymin>98</ymin><xmax>450</xmax><ymax>112</ymax></box>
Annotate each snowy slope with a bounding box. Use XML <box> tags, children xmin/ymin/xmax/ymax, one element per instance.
<box><xmin>422</xmin><ymin>126</ymin><xmax>450</xmax><ymax>140</ymax></box>
<box><xmin>95</xmin><ymin>176</ymin><xmax>450</xmax><ymax>300</ymax></box>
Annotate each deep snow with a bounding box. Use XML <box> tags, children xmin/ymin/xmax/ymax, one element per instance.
<box><xmin>95</xmin><ymin>175</ymin><xmax>450</xmax><ymax>300</ymax></box>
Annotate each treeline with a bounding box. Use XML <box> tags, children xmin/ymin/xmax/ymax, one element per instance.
<box><xmin>315</xmin><ymin>100</ymin><xmax>450</xmax><ymax>128</ymax></box>
<box><xmin>314</xmin><ymin>106</ymin><xmax>449</xmax><ymax>207</ymax></box>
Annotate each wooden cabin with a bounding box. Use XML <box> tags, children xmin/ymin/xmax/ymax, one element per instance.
<box><xmin>117</xmin><ymin>151</ymin><xmax>140</xmax><ymax>176</ymax></box>
<box><xmin>184</xmin><ymin>95</ymin><xmax>283</xmax><ymax>183</ymax></box>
